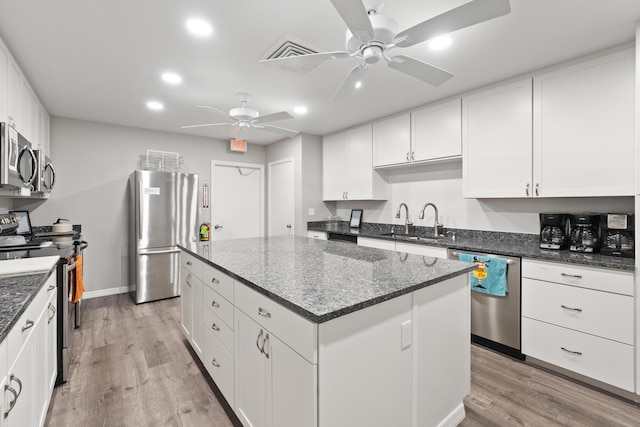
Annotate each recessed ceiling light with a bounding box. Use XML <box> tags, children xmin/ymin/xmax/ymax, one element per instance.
<box><xmin>147</xmin><ymin>101</ymin><xmax>164</xmax><ymax>111</ymax></box>
<box><xmin>294</xmin><ymin>106</ymin><xmax>308</xmax><ymax>114</ymax></box>
<box><xmin>355</xmin><ymin>81</ymin><xmax>362</xmax><ymax>89</ymax></box>
<box><xmin>186</xmin><ymin>19</ymin><xmax>212</xmax><ymax>37</ymax></box>
<box><xmin>428</xmin><ymin>36</ymin><xmax>452</xmax><ymax>51</ymax></box>
<box><xmin>162</xmin><ymin>72</ymin><xmax>182</xmax><ymax>84</ymax></box>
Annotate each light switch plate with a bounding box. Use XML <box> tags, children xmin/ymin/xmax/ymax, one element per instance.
<box><xmin>308</xmin><ymin>208</ymin><xmax>315</xmax><ymax>216</ymax></box>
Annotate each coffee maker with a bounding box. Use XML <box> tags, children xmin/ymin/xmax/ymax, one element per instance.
<box><xmin>539</xmin><ymin>213</ymin><xmax>567</xmax><ymax>250</ymax></box>
<box><xmin>600</xmin><ymin>213</ymin><xmax>634</xmax><ymax>258</ymax></box>
<box><xmin>568</xmin><ymin>214</ymin><xmax>600</xmax><ymax>253</ymax></box>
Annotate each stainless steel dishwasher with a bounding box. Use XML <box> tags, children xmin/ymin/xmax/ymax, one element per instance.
<box><xmin>448</xmin><ymin>249</ymin><xmax>523</xmax><ymax>359</ymax></box>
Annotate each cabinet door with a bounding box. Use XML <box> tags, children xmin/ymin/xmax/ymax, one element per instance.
<box><xmin>180</xmin><ymin>267</ymin><xmax>193</xmax><ymax>339</ymax></box>
<box><xmin>269</xmin><ymin>334</ymin><xmax>317</xmax><ymax>427</ymax></box>
<box><xmin>395</xmin><ymin>241</ymin><xmax>447</xmax><ymax>258</ymax></box>
<box><xmin>322</xmin><ymin>133</ymin><xmax>346</xmax><ymax>200</ymax></box>
<box><xmin>46</xmin><ymin>289</ymin><xmax>58</xmax><ymax>392</ymax></box>
<box><xmin>345</xmin><ymin>124</ymin><xmax>374</xmax><ymax>199</ymax></box>
<box><xmin>235</xmin><ymin>310</ymin><xmax>268</xmax><ymax>427</ymax></box>
<box><xmin>191</xmin><ymin>275</ymin><xmax>203</xmax><ymax>360</ymax></box>
<box><xmin>463</xmin><ymin>79</ymin><xmax>533</xmax><ymax>198</ymax></box>
<box><xmin>412</xmin><ymin>98</ymin><xmax>462</xmax><ymax>162</ymax></box>
<box><xmin>0</xmin><ymin>45</ymin><xmax>7</xmax><ymax>123</ymax></box>
<box><xmin>372</xmin><ymin>114</ymin><xmax>411</xmax><ymax>167</ymax></box>
<box><xmin>4</xmin><ymin>340</ymin><xmax>34</xmax><ymax>427</ymax></box>
<box><xmin>33</xmin><ymin>302</ymin><xmax>48</xmax><ymax>427</ymax></box>
<box><xmin>533</xmin><ymin>48</ymin><xmax>634</xmax><ymax>197</ymax></box>
<box><xmin>6</xmin><ymin>60</ymin><xmax>20</xmax><ymax>130</ymax></box>
<box><xmin>19</xmin><ymin>80</ymin><xmax>35</xmax><ymax>143</ymax></box>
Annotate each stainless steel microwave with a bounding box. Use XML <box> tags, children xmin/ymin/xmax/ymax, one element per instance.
<box><xmin>0</xmin><ymin>122</ymin><xmax>37</xmax><ymax>190</ymax></box>
<box><xmin>32</xmin><ymin>149</ymin><xmax>56</xmax><ymax>194</ymax></box>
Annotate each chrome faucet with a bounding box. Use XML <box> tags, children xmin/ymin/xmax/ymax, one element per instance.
<box><xmin>395</xmin><ymin>203</ymin><xmax>412</xmax><ymax>235</ymax></box>
<box><xmin>419</xmin><ymin>203</ymin><xmax>443</xmax><ymax>237</ymax></box>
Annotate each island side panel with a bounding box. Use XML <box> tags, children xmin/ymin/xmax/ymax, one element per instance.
<box><xmin>415</xmin><ymin>274</ymin><xmax>470</xmax><ymax>427</ymax></box>
<box><xmin>317</xmin><ymin>293</ymin><xmax>414</xmax><ymax>427</ymax></box>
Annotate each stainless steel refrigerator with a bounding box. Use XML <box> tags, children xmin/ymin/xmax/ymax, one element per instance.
<box><xmin>129</xmin><ymin>170</ymin><xmax>198</xmax><ymax>304</ymax></box>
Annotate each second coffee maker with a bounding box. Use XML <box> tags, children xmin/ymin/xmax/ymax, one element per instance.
<box><xmin>568</xmin><ymin>213</ymin><xmax>600</xmax><ymax>253</ymax></box>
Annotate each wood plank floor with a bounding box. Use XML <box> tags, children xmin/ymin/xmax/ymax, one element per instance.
<box><xmin>45</xmin><ymin>294</ymin><xmax>640</xmax><ymax>426</ymax></box>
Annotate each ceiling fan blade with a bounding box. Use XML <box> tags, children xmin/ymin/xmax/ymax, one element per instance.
<box><xmin>334</xmin><ymin>64</ymin><xmax>369</xmax><ymax>101</ymax></box>
<box><xmin>253</xmin><ymin>111</ymin><xmax>294</xmax><ymax>124</ymax></box>
<box><xmin>393</xmin><ymin>0</ymin><xmax>511</xmax><ymax>48</ymax></box>
<box><xmin>180</xmin><ymin>122</ymin><xmax>234</xmax><ymax>129</ymax></box>
<box><xmin>254</xmin><ymin>123</ymin><xmax>300</xmax><ymax>138</ymax></box>
<box><xmin>329</xmin><ymin>0</ymin><xmax>375</xmax><ymax>43</ymax></box>
<box><xmin>387</xmin><ymin>55</ymin><xmax>454</xmax><ymax>87</ymax></box>
<box><xmin>260</xmin><ymin>51</ymin><xmax>351</xmax><ymax>67</ymax></box>
<box><xmin>196</xmin><ymin>104</ymin><xmax>235</xmax><ymax>120</ymax></box>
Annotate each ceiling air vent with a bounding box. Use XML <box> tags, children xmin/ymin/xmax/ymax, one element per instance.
<box><xmin>259</xmin><ymin>35</ymin><xmax>324</xmax><ymax>75</ymax></box>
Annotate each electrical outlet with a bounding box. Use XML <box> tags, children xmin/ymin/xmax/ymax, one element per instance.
<box><xmin>308</xmin><ymin>208</ymin><xmax>315</xmax><ymax>216</ymax></box>
<box><xmin>401</xmin><ymin>320</ymin><xmax>412</xmax><ymax>350</ymax></box>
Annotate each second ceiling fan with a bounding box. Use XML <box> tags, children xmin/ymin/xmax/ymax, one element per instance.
<box><xmin>260</xmin><ymin>0</ymin><xmax>511</xmax><ymax>100</ymax></box>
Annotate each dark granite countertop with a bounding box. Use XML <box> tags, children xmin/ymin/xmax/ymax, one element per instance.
<box><xmin>180</xmin><ymin>236</ymin><xmax>476</xmax><ymax>323</ymax></box>
<box><xmin>308</xmin><ymin>221</ymin><xmax>635</xmax><ymax>271</ymax></box>
<box><xmin>0</xmin><ymin>271</ymin><xmax>52</xmax><ymax>344</ymax></box>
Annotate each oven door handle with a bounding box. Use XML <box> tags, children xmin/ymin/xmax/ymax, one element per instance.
<box><xmin>74</xmin><ymin>240</ymin><xmax>88</xmax><ymax>251</ymax></box>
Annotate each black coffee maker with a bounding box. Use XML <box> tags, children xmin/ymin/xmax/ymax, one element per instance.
<box><xmin>568</xmin><ymin>214</ymin><xmax>600</xmax><ymax>253</ymax></box>
<box><xmin>600</xmin><ymin>213</ymin><xmax>634</xmax><ymax>258</ymax></box>
<box><xmin>539</xmin><ymin>213</ymin><xmax>567</xmax><ymax>250</ymax></box>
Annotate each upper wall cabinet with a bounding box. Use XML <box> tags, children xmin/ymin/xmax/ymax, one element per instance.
<box><xmin>372</xmin><ymin>98</ymin><xmax>462</xmax><ymax>168</ymax></box>
<box><xmin>323</xmin><ymin>124</ymin><xmax>387</xmax><ymax>201</ymax></box>
<box><xmin>0</xmin><ymin>45</ymin><xmax>7</xmax><ymax>123</ymax></box>
<box><xmin>463</xmin><ymin>79</ymin><xmax>533</xmax><ymax>198</ymax></box>
<box><xmin>532</xmin><ymin>48</ymin><xmax>634</xmax><ymax>197</ymax></box>
<box><xmin>463</xmin><ymin>47</ymin><xmax>635</xmax><ymax>198</ymax></box>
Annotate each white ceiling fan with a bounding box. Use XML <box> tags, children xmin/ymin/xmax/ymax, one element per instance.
<box><xmin>181</xmin><ymin>92</ymin><xmax>299</xmax><ymax>140</ymax></box>
<box><xmin>260</xmin><ymin>0</ymin><xmax>511</xmax><ymax>100</ymax></box>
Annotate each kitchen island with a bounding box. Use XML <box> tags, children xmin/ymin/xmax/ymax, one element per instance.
<box><xmin>180</xmin><ymin>235</ymin><xmax>476</xmax><ymax>427</ymax></box>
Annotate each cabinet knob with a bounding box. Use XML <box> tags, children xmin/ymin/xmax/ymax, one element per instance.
<box><xmin>186</xmin><ymin>261</ymin><xmax>192</xmax><ymax>266</ymax></box>
<box><xmin>211</xmin><ymin>277</ymin><xmax>220</xmax><ymax>284</ymax></box>
<box><xmin>211</xmin><ymin>300</ymin><xmax>220</xmax><ymax>308</ymax></box>
<box><xmin>211</xmin><ymin>323</ymin><xmax>220</xmax><ymax>331</ymax></box>
<box><xmin>21</xmin><ymin>319</ymin><xmax>34</xmax><ymax>333</ymax></box>
<box><xmin>47</xmin><ymin>285</ymin><xmax>56</xmax><ymax>292</ymax></box>
<box><xmin>258</xmin><ymin>307</ymin><xmax>272</xmax><ymax>318</ymax></box>
<box><xmin>211</xmin><ymin>358</ymin><xmax>220</xmax><ymax>368</ymax></box>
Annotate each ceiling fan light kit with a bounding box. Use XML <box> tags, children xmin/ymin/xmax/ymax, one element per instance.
<box><xmin>259</xmin><ymin>0</ymin><xmax>511</xmax><ymax>100</ymax></box>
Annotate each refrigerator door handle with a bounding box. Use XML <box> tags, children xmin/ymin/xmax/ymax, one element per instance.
<box><xmin>138</xmin><ymin>248</ymin><xmax>181</xmax><ymax>255</ymax></box>
<box><xmin>138</xmin><ymin>180</ymin><xmax>142</xmax><ymax>240</ymax></box>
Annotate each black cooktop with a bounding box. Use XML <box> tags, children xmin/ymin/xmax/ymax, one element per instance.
<box><xmin>0</xmin><ymin>236</ymin><xmax>80</xmax><ymax>260</ymax></box>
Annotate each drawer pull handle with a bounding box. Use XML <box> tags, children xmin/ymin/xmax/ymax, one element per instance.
<box><xmin>211</xmin><ymin>323</ymin><xmax>220</xmax><ymax>331</ymax></box>
<box><xmin>211</xmin><ymin>358</ymin><xmax>220</xmax><ymax>368</ymax></box>
<box><xmin>48</xmin><ymin>303</ymin><xmax>57</xmax><ymax>323</ymax></box>
<box><xmin>186</xmin><ymin>261</ymin><xmax>192</xmax><ymax>266</ymax></box>
<box><xmin>3</xmin><ymin>385</ymin><xmax>17</xmax><ymax>418</ymax></box>
<box><xmin>47</xmin><ymin>285</ymin><xmax>56</xmax><ymax>292</ymax></box>
<box><xmin>21</xmin><ymin>319</ymin><xmax>34</xmax><ymax>333</ymax></box>
<box><xmin>256</xmin><ymin>329</ymin><xmax>264</xmax><ymax>353</ymax></box>
<box><xmin>9</xmin><ymin>374</ymin><xmax>22</xmax><ymax>397</ymax></box>
<box><xmin>560</xmin><ymin>304</ymin><xmax>582</xmax><ymax>312</ymax></box>
<box><xmin>561</xmin><ymin>347</ymin><xmax>582</xmax><ymax>356</ymax></box>
<box><xmin>186</xmin><ymin>273</ymin><xmax>191</xmax><ymax>287</ymax></box>
<box><xmin>258</xmin><ymin>307</ymin><xmax>271</xmax><ymax>318</ymax></box>
<box><xmin>211</xmin><ymin>301</ymin><xmax>220</xmax><ymax>308</ymax></box>
<box><xmin>560</xmin><ymin>273</ymin><xmax>582</xmax><ymax>279</ymax></box>
<box><xmin>211</xmin><ymin>277</ymin><xmax>220</xmax><ymax>284</ymax></box>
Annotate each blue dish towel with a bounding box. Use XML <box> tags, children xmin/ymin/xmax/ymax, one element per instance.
<box><xmin>458</xmin><ymin>253</ymin><xmax>508</xmax><ymax>297</ymax></box>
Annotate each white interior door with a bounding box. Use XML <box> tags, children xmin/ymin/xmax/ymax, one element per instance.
<box><xmin>268</xmin><ymin>158</ymin><xmax>294</xmax><ymax>236</ymax></box>
<box><xmin>211</xmin><ymin>161</ymin><xmax>264</xmax><ymax>241</ymax></box>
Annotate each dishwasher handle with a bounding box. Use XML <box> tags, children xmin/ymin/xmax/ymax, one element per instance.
<box><xmin>448</xmin><ymin>250</ymin><xmax>518</xmax><ymax>265</ymax></box>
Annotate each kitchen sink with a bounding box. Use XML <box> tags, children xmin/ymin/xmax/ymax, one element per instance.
<box><xmin>376</xmin><ymin>232</ymin><xmax>444</xmax><ymax>243</ymax></box>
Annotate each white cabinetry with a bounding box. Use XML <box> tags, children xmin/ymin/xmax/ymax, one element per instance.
<box><xmin>0</xmin><ymin>45</ymin><xmax>7</xmax><ymax>123</ymax></box>
<box><xmin>306</xmin><ymin>231</ymin><xmax>327</xmax><ymax>240</ymax></box>
<box><xmin>180</xmin><ymin>251</ymin><xmax>203</xmax><ymax>359</ymax></box>
<box><xmin>235</xmin><ymin>284</ymin><xmax>317</xmax><ymax>427</ymax></box>
<box><xmin>533</xmin><ymin>48</ymin><xmax>634</xmax><ymax>197</ymax></box>
<box><xmin>373</xmin><ymin>99</ymin><xmax>462</xmax><ymax>168</ymax></box>
<box><xmin>6</xmin><ymin>60</ymin><xmax>20</xmax><ymax>132</ymax></box>
<box><xmin>463</xmin><ymin>48</ymin><xmax>635</xmax><ymax>198</ymax></box>
<box><xmin>462</xmin><ymin>78</ymin><xmax>533</xmax><ymax>198</ymax></box>
<box><xmin>3</xmin><ymin>273</ymin><xmax>57</xmax><ymax>427</ymax></box>
<box><xmin>322</xmin><ymin>124</ymin><xmax>386</xmax><ymax>201</ymax></box>
<box><xmin>358</xmin><ymin>237</ymin><xmax>447</xmax><ymax>258</ymax></box>
<box><xmin>521</xmin><ymin>259</ymin><xmax>634</xmax><ymax>392</ymax></box>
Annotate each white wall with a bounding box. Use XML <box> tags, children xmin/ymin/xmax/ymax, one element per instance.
<box><xmin>334</xmin><ymin>161</ymin><xmax>634</xmax><ymax>234</ymax></box>
<box><xmin>16</xmin><ymin>117</ymin><xmax>266</xmax><ymax>297</ymax></box>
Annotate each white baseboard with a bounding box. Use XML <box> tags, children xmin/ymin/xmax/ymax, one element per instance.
<box><xmin>82</xmin><ymin>286</ymin><xmax>132</xmax><ymax>299</ymax></box>
<box><xmin>437</xmin><ymin>402</ymin><xmax>466</xmax><ymax>427</ymax></box>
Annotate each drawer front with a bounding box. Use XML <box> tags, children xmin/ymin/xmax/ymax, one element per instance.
<box><xmin>202</xmin><ymin>264</ymin><xmax>234</xmax><ymax>303</ymax></box>
<box><xmin>522</xmin><ymin>318</ymin><xmax>634</xmax><ymax>392</ymax></box>
<box><xmin>522</xmin><ymin>278</ymin><xmax>633</xmax><ymax>344</ymax></box>
<box><xmin>307</xmin><ymin>230</ymin><xmax>327</xmax><ymax>240</ymax></box>
<box><xmin>203</xmin><ymin>308</ymin><xmax>234</xmax><ymax>355</ymax></box>
<box><xmin>8</xmin><ymin>283</ymin><xmax>48</xmax><ymax>363</ymax></box>
<box><xmin>203</xmin><ymin>329</ymin><xmax>235</xmax><ymax>408</ymax></box>
<box><xmin>203</xmin><ymin>284</ymin><xmax>234</xmax><ymax>329</ymax></box>
<box><xmin>235</xmin><ymin>284</ymin><xmax>317</xmax><ymax>364</ymax></box>
<box><xmin>395</xmin><ymin>242</ymin><xmax>447</xmax><ymax>258</ymax></box>
<box><xmin>521</xmin><ymin>259</ymin><xmax>633</xmax><ymax>296</ymax></box>
<box><xmin>180</xmin><ymin>251</ymin><xmax>202</xmax><ymax>278</ymax></box>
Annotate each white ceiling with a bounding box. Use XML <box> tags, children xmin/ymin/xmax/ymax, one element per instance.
<box><xmin>1</xmin><ymin>0</ymin><xmax>639</xmax><ymax>145</ymax></box>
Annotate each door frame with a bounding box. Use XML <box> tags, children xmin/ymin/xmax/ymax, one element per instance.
<box><xmin>267</xmin><ymin>157</ymin><xmax>294</xmax><ymax>236</ymax></box>
<box><xmin>210</xmin><ymin>160</ymin><xmax>265</xmax><ymax>238</ymax></box>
